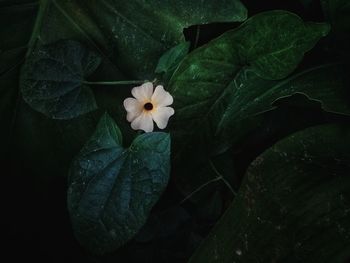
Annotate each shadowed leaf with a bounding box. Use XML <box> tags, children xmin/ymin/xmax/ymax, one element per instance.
<box><xmin>190</xmin><ymin>124</ymin><xmax>350</xmax><ymax>263</ymax></box>
<box><xmin>20</xmin><ymin>40</ymin><xmax>101</xmax><ymax>119</ymax></box>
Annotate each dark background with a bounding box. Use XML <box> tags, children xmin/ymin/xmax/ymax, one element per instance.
<box><xmin>4</xmin><ymin>0</ymin><xmax>339</xmax><ymax>262</ymax></box>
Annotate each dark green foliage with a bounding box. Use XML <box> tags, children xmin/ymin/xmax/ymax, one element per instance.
<box><xmin>168</xmin><ymin>11</ymin><xmax>334</xmax><ymax>195</ymax></box>
<box><xmin>155</xmin><ymin>42</ymin><xmax>191</xmax><ymax>83</ymax></box>
<box><xmin>169</xmin><ymin>11</ymin><xmax>330</xmax><ymax>156</ymax></box>
<box><xmin>21</xmin><ymin>40</ymin><xmax>101</xmax><ymax>119</ymax></box>
<box><xmin>33</xmin><ymin>0</ymin><xmax>247</xmax><ymax>79</ymax></box>
<box><xmin>68</xmin><ymin>114</ymin><xmax>171</xmax><ymax>254</ymax></box>
<box><xmin>190</xmin><ymin>124</ymin><xmax>350</xmax><ymax>262</ymax></box>
<box><xmin>3</xmin><ymin>0</ymin><xmax>350</xmax><ymax>261</ymax></box>
<box><xmin>215</xmin><ymin>64</ymin><xmax>350</xmax><ymax>153</ymax></box>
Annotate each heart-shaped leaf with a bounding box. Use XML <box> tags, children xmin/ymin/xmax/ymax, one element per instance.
<box><xmin>169</xmin><ymin>11</ymin><xmax>330</xmax><ymax>158</ymax></box>
<box><xmin>20</xmin><ymin>40</ymin><xmax>101</xmax><ymax>119</ymax></box>
<box><xmin>68</xmin><ymin>113</ymin><xmax>171</xmax><ymax>254</ymax></box>
<box><xmin>168</xmin><ymin>11</ymin><xmax>333</xmax><ymax>194</ymax></box>
<box><xmin>190</xmin><ymin>124</ymin><xmax>350</xmax><ymax>262</ymax></box>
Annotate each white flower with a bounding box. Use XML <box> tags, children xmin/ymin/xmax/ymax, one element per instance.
<box><xmin>123</xmin><ymin>82</ymin><xmax>175</xmax><ymax>132</ymax></box>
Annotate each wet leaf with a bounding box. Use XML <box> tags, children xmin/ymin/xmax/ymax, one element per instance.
<box><xmin>68</xmin><ymin>113</ymin><xmax>171</xmax><ymax>254</ymax></box>
<box><xmin>20</xmin><ymin>40</ymin><xmax>101</xmax><ymax>119</ymax></box>
<box><xmin>190</xmin><ymin>124</ymin><xmax>350</xmax><ymax>263</ymax></box>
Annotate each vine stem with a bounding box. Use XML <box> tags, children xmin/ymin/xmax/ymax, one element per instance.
<box><xmin>180</xmin><ymin>176</ymin><xmax>222</xmax><ymax>204</ymax></box>
<box><xmin>82</xmin><ymin>80</ymin><xmax>145</xmax><ymax>85</ymax></box>
<box><xmin>209</xmin><ymin>160</ymin><xmax>237</xmax><ymax>196</ymax></box>
<box><xmin>26</xmin><ymin>0</ymin><xmax>49</xmax><ymax>57</ymax></box>
<box><xmin>179</xmin><ymin>160</ymin><xmax>237</xmax><ymax>204</ymax></box>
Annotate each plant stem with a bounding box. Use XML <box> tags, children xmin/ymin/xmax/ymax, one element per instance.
<box><xmin>26</xmin><ymin>0</ymin><xmax>49</xmax><ymax>57</ymax></box>
<box><xmin>179</xmin><ymin>160</ymin><xmax>237</xmax><ymax>204</ymax></box>
<box><xmin>82</xmin><ymin>80</ymin><xmax>145</xmax><ymax>85</ymax></box>
<box><xmin>209</xmin><ymin>160</ymin><xmax>237</xmax><ymax>196</ymax></box>
<box><xmin>180</xmin><ymin>176</ymin><xmax>222</xmax><ymax>204</ymax></box>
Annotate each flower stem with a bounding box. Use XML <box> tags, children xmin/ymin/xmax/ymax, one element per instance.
<box><xmin>82</xmin><ymin>80</ymin><xmax>145</xmax><ymax>85</ymax></box>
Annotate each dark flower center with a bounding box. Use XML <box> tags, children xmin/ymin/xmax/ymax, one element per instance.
<box><xmin>144</xmin><ymin>102</ymin><xmax>153</xmax><ymax>111</ymax></box>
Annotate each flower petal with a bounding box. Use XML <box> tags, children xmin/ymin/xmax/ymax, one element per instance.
<box><xmin>151</xmin><ymin>106</ymin><xmax>175</xmax><ymax>129</ymax></box>
<box><xmin>131</xmin><ymin>112</ymin><xmax>154</xmax><ymax>132</ymax></box>
<box><xmin>131</xmin><ymin>82</ymin><xmax>153</xmax><ymax>102</ymax></box>
<box><xmin>123</xmin><ymin>97</ymin><xmax>142</xmax><ymax>122</ymax></box>
<box><xmin>123</xmin><ymin>97</ymin><xmax>142</xmax><ymax>112</ymax></box>
<box><xmin>126</xmin><ymin>111</ymin><xmax>139</xmax><ymax>122</ymax></box>
<box><xmin>151</xmin><ymin>85</ymin><xmax>173</xmax><ymax>107</ymax></box>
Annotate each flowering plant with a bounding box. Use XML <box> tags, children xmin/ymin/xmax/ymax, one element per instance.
<box><xmin>3</xmin><ymin>0</ymin><xmax>350</xmax><ymax>261</ymax></box>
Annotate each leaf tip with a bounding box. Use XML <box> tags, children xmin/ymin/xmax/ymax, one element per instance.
<box><xmin>98</xmin><ymin>112</ymin><xmax>123</xmax><ymax>145</ymax></box>
<box><xmin>307</xmin><ymin>21</ymin><xmax>332</xmax><ymax>37</ymax></box>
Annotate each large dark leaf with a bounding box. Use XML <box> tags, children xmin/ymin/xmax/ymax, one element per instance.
<box><xmin>168</xmin><ymin>11</ymin><xmax>335</xmax><ymax>195</ymax></box>
<box><xmin>169</xmin><ymin>11</ymin><xmax>329</xmax><ymax>159</ymax></box>
<box><xmin>32</xmin><ymin>0</ymin><xmax>247</xmax><ymax>78</ymax></box>
<box><xmin>190</xmin><ymin>124</ymin><xmax>350</xmax><ymax>262</ymax></box>
<box><xmin>20</xmin><ymin>40</ymin><xmax>101</xmax><ymax>119</ymax></box>
<box><xmin>68</xmin><ymin>113</ymin><xmax>171</xmax><ymax>254</ymax></box>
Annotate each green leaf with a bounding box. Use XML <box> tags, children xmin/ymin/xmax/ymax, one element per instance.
<box><xmin>169</xmin><ymin>11</ymin><xmax>329</xmax><ymax>154</ymax></box>
<box><xmin>190</xmin><ymin>124</ymin><xmax>350</xmax><ymax>263</ymax></box>
<box><xmin>155</xmin><ymin>41</ymin><xmax>190</xmax><ymax>83</ymax></box>
<box><xmin>177</xmin><ymin>91</ymin><xmax>336</xmax><ymax>204</ymax></box>
<box><xmin>215</xmin><ymin>64</ymin><xmax>350</xmax><ymax>153</ymax></box>
<box><xmin>168</xmin><ymin>11</ymin><xmax>332</xmax><ymax>192</ymax></box>
<box><xmin>20</xmin><ymin>40</ymin><xmax>101</xmax><ymax>119</ymax></box>
<box><xmin>155</xmin><ymin>42</ymin><xmax>191</xmax><ymax>74</ymax></box>
<box><xmin>32</xmin><ymin>0</ymin><xmax>247</xmax><ymax>79</ymax></box>
<box><xmin>176</xmin><ymin>64</ymin><xmax>350</xmax><ymax>199</ymax></box>
<box><xmin>9</xmin><ymin>0</ymin><xmax>246</xmax><ymax>168</ymax></box>
<box><xmin>68</xmin><ymin>113</ymin><xmax>171</xmax><ymax>254</ymax></box>
<box><xmin>10</xmin><ymin>51</ymin><xmax>129</xmax><ymax>179</ymax></box>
